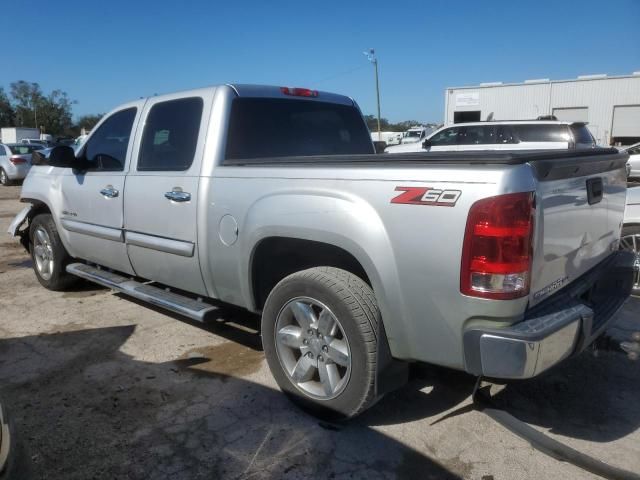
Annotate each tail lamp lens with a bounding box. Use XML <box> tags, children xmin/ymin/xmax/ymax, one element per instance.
<box><xmin>9</xmin><ymin>156</ymin><xmax>26</xmax><ymax>165</ymax></box>
<box><xmin>461</xmin><ymin>192</ymin><xmax>535</xmax><ymax>299</ymax></box>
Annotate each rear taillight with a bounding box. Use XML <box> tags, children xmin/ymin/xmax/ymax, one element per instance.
<box><xmin>461</xmin><ymin>192</ymin><xmax>535</xmax><ymax>300</ymax></box>
<box><xmin>9</xmin><ymin>156</ymin><xmax>27</xmax><ymax>165</ymax></box>
<box><xmin>280</xmin><ymin>86</ymin><xmax>318</xmax><ymax>97</ymax></box>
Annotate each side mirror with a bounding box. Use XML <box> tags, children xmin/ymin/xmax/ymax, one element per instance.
<box><xmin>373</xmin><ymin>141</ymin><xmax>387</xmax><ymax>154</ymax></box>
<box><xmin>32</xmin><ymin>145</ymin><xmax>87</xmax><ymax>170</ymax></box>
<box><xmin>422</xmin><ymin>139</ymin><xmax>432</xmax><ymax>149</ymax></box>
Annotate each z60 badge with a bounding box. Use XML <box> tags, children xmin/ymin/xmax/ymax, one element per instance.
<box><xmin>391</xmin><ymin>186</ymin><xmax>461</xmax><ymax>206</ymax></box>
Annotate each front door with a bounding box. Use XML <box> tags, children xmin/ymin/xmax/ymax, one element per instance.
<box><xmin>124</xmin><ymin>92</ymin><xmax>212</xmax><ymax>296</ymax></box>
<box><xmin>59</xmin><ymin>104</ymin><xmax>143</xmax><ymax>275</ymax></box>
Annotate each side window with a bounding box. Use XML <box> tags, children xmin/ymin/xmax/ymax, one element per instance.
<box><xmin>138</xmin><ymin>97</ymin><xmax>203</xmax><ymax>171</ymax></box>
<box><xmin>570</xmin><ymin>125</ymin><xmax>595</xmax><ymax>145</ymax></box>
<box><xmin>457</xmin><ymin>126</ymin><xmax>495</xmax><ymax>145</ymax></box>
<box><xmin>0</xmin><ymin>146</ymin><xmax>6</xmax><ymax>155</ymax></box>
<box><xmin>429</xmin><ymin>127</ymin><xmax>459</xmax><ymax>146</ymax></box>
<box><xmin>512</xmin><ymin>125</ymin><xmax>571</xmax><ymax>143</ymax></box>
<box><xmin>83</xmin><ymin>108</ymin><xmax>137</xmax><ymax>171</ymax></box>
<box><xmin>494</xmin><ymin>125</ymin><xmax>516</xmax><ymax>144</ymax></box>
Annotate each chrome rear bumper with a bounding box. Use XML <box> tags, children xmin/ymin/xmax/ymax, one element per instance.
<box><xmin>463</xmin><ymin>251</ymin><xmax>636</xmax><ymax>379</ymax></box>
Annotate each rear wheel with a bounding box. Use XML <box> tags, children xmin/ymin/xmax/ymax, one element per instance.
<box><xmin>620</xmin><ymin>225</ymin><xmax>640</xmax><ymax>296</ymax></box>
<box><xmin>262</xmin><ymin>267</ymin><xmax>379</xmax><ymax>420</ymax></box>
<box><xmin>29</xmin><ymin>214</ymin><xmax>78</xmax><ymax>291</ymax></box>
<box><xmin>0</xmin><ymin>168</ymin><xmax>10</xmax><ymax>186</ymax></box>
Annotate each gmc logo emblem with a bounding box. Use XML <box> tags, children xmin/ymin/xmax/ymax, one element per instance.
<box><xmin>391</xmin><ymin>186</ymin><xmax>462</xmax><ymax>206</ymax></box>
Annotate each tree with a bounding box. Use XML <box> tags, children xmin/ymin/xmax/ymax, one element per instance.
<box><xmin>37</xmin><ymin>89</ymin><xmax>74</xmax><ymax>135</ymax></box>
<box><xmin>76</xmin><ymin>114</ymin><xmax>103</xmax><ymax>132</ymax></box>
<box><xmin>10</xmin><ymin>81</ymin><xmax>42</xmax><ymax>128</ymax></box>
<box><xmin>364</xmin><ymin>115</ymin><xmax>426</xmax><ymax>132</ymax></box>
<box><xmin>8</xmin><ymin>80</ymin><xmax>75</xmax><ymax>135</ymax></box>
<box><xmin>0</xmin><ymin>88</ymin><xmax>14</xmax><ymax>127</ymax></box>
<box><xmin>364</xmin><ymin>115</ymin><xmax>391</xmax><ymax>131</ymax></box>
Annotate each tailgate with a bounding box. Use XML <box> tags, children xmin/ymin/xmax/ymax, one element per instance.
<box><xmin>529</xmin><ymin>151</ymin><xmax>628</xmax><ymax>306</ymax></box>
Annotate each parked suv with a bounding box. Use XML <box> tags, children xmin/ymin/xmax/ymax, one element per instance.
<box><xmin>386</xmin><ymin>120</ymin><xmax>596</xmax><ymax>153</ymax></box>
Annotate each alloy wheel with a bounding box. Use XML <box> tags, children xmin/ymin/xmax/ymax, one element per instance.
<box><xmin>274</xmin><ymin>297</ymin><xmax>351</xmax><ymax>400</ymax></box>
<box><xmin>33</xmin><ymin>226</ymin><xmax>54</xmax><ymax>281</ymax></box>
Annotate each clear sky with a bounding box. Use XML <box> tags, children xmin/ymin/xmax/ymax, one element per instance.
<box><xmin>3</xmin><ymin>0</ymin><xmax>639</xmax><ymax>123</ymax></box>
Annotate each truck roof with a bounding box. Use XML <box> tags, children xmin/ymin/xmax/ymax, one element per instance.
<box><xmin>133</xmin><ymin>84</ymin><xmax>356</xmax><ymax>108</ymax></box>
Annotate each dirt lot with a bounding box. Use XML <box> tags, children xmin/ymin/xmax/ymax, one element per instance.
<box><xmin>1</xmin><ymin>184</ymin><xmax>639</xmax><ymax>479</ymax></box>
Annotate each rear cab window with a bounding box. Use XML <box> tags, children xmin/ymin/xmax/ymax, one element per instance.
<box><xmin>224</xmin><ymin>98</ymin><xmax>373</xmax><ymax>160</ymax></box>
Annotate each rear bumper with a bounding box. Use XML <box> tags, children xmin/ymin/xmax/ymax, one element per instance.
<box><xmin>463</xmin><ymin>251</ymin><xmax>636</xmax><ymax>379</ymax></box>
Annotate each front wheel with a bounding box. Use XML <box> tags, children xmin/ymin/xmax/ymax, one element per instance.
<box><xmin>262</xmin><ymin>267</ymin><xmax>380</xmax><ymax>420</ymax></box>
<box><xmin>620</xmin><ymin>225</ymin><xmax>640</xmax><ymax>296</ymax></box>
<box><xmin>29</xmin><ymin>214</ymin><xmax>78</xmax><ymax>291</ymax></box>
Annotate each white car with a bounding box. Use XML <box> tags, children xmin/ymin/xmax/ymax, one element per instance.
<box><xmin>621</xmin><ymin>142</ymin><xmax>640</xmax><ymax>179</ymax></box>
<box><xmin>386</xmin><ymin>120</ymin><xmax>596</xmax><ymax>153</ymax></box>
<box><xmin>622</xmin><ymin>185</ymin><xmax>640</xmax><ymax>295</ymax></box>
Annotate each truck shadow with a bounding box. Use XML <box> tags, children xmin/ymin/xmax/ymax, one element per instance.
<box><xmin>0</xmin><ymin>326</ymin><xmax>462</xmax><ymax>480</ymax></box>
<box><xmin>107</xmin><ymin>291</ymin><xmax>640</xmax><ymax>444</ymax></box>
<box><xmin>485</xmin><ymin>344</ymin><xmax>640</xmax><ymax>443</ymax></box>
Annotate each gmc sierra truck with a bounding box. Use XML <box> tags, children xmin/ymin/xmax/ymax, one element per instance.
<box><xmin>8</xmin><ymin>84</ymin><xmax>636</xmax><ymax>419</ymax></box>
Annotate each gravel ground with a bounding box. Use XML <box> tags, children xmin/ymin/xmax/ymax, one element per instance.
<box><xmin>0</xmin><ymin>184</ymin><xmax>639</xmax><ymax>480</ymax></box>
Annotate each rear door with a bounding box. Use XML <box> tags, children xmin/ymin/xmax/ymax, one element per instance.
<box><xmin>59</xmin><ymin>105</ymin><xmax>142</xmax><ymax>274</ymax></box>
<box><xmin>124</xmin><ymin>91</ymin><xmax>213</xmax><ymax>296</ymax></box>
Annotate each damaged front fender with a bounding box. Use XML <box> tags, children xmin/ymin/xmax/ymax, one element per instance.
<box><xmin>7</xmin><ymin>205</ymin><xmax>32</xmax><ymax>251</ymax></box>
<box><xmin>7</xmin><ymin>206</ymin><xmax>32</xmax><ymax>237</ymax></box>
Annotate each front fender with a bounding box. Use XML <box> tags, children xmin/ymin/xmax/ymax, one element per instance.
<box><xmin>241</xmin><ymin>187</ymin><xmax>412</xmax><ymax>359</ymax></box>
<box><xmin>7</xmin><ymin>205</ymin><xmax>32</xmax><ymax>237</ymax></box>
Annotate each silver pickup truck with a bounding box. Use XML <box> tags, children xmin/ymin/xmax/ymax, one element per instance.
<box><xmin>8</xmin><ymin>84</ymin><xmax>636</xmax><ymax>419</ymax></box>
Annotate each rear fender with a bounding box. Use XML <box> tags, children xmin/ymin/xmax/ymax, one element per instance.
<box><xmin>241</xmin><ymin>188</ymin><xmax>412</xmax><ymax>360</ymax></box>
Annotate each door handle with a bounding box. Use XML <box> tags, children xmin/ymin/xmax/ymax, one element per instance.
<box><xmin>164</xmin><ymin>190</ymin><xmax>191</xmax><ymax>202</ymax></box>
<box><xmin>100</xmin><ymin>186</ymin><xmax>119</xmax><ymax>198</ymax></box>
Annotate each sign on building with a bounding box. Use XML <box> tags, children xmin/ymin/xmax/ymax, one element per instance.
<box><xmin>455</xmin><ymin>92</ymin><xmax>480</xmax><ymax>107</ymax></box>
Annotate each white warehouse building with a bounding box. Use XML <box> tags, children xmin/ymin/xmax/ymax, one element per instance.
<box><xmin>444</xmin><ymin>72</ymin><xmax>640</xmax><ymax>146</ymax></box>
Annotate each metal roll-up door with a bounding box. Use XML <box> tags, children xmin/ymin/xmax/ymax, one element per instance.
<box><xmin>612</xmin><ymin>105</ymin><xmax>640</xmax><ymax>137</ymax></box>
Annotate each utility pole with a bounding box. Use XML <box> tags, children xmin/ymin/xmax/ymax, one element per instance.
<box><xmin>364</xmin><ymin>48</ymin><xmax>381</xmax><ymax>138</ymax></box>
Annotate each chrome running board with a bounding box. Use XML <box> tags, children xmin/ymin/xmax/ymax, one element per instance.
<box><xmin>66</xmin><ymin>263</ymin><xmax>217</xmax><ymax>322</ymax></box>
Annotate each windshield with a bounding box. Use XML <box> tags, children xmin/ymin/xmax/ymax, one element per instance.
<box><xmin>405</xmin><ymin>131</ymin><xmax>422</xmax><ymax>138</ymax></box>
<box><xmin>225</xmin><ymin>98</ymin><xmax>373</xmax><ymax>160</ymax></box>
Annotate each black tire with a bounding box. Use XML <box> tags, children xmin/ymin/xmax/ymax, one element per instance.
<box><xmin>620</xmin><ymin>224</ymin><xmax>640</xmax><ymax>296</ymax></box>
<box><xmin>0</xmin><ymin>168</ymin><xmax>10</xmax><ymax>186</ymax></box>
<box><xmin>29</xmin><ymin>214</ymin><xmax>78</xmax><ymax>291</ymax></box>
<box><xmin>262</xmin><ymin>267</ymin><xmax>379</xmax><ymax>420</ymax></box>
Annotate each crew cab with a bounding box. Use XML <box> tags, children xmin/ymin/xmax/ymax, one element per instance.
<box><xmin>8</xmin><ymin>84</ymin><xmax>635</xmax><ymax>419</ymax></box>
